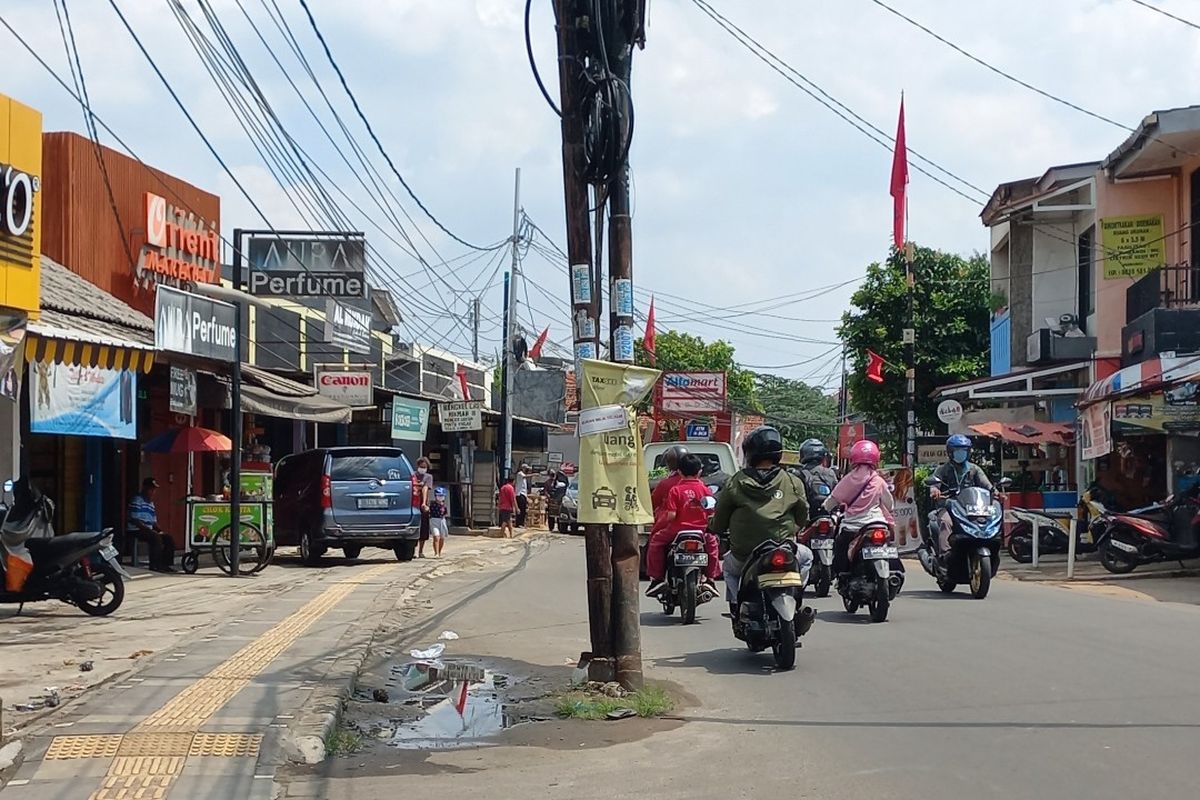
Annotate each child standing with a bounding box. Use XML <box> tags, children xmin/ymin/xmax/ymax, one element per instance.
<box><xmin>497</xmin><ymin>475</ymin><xmax>517</xmax><ymax>539</ymax></box>
<box><xmin>429</xmin><ymin>486</ymin><xmax>449</xmax><ymax>556</ymax></box>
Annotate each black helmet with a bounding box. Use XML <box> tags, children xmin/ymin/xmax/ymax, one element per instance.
<box><xmin>664</xmin><ymin>444</ymin><xmax>689</xmax><ymax>470</ymax></box>
<box><xmin>799</xmin><ymin>438</ymin><xmax>827</xmax><ymax>466</ymax></box>
<box><xmin>743</xmin><ymin>426</ymin><xmax>784</xmax><ymax>466</ymax></box>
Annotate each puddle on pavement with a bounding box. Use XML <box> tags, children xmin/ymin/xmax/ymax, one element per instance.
<box><xmin>348</xmin><ymin>659</ymin><xmax>550</xmax><ymax>750</ymax></box>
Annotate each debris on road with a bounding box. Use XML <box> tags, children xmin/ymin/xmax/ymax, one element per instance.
<box><xmin>78</xmin><ymin>661</ymin><xmax>94</xmax><ymax>673</ymax></box>
<box><xmin>438</xmin><ymin>630</ymin><xmax>460</xmax><ymax>641</ymax></box>
<box><xmin>409</xmin><ymin>643</ymin><xmax>445</xmax><ymax>661</ymax></box>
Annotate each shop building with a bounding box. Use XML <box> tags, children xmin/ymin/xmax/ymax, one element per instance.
<box><xmin>0</xmin><ymin>92</ymin><xmax>43</xmax><ymax>482</ymax></box>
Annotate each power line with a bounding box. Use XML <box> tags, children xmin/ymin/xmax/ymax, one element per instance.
<box><xmin>1128</xmin><ymin>0</ymin><xmax>1200</xmax><ymax>31</ymax></box>
<box><xmin>295</xmin><ymin>0</ymin><xmax>493</xmax><ymax>251</ymax></box>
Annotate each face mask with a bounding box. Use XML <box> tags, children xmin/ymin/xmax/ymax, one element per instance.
<box><xmin>951</xmin><ymin>450</ymin><xmax>969</xmax><ymax>465</ymax></box>
<box><xmin>417</xmin><ymin>467</ymin><xmax>428</xmax><ymax>475</ymax></box>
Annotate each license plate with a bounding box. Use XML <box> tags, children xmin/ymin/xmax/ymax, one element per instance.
<box><xmin>357</xmin><ymin>497</ymin><xmax>390</xmax><ymax>509</ymax></box>
<box><xmin>861</xmin><ymin>546</ymin><xmax>898</xmax><ymax>559</ymax></box>
<box><xmin>674</xmin><ymin>553</ymin><xmax>708</xmax><ymax>566</ymax></box>
<box><xmin>811</xmin><ymin>540</ymin><xmax>834</xmax><ymax>551</ymax></box>
<box><xmin>99</xmin><ymin>545</ymin><xmax>119</xmax><ymax>561</ymax></box>
<box><xmin>1111</xmin><ymin>539</ymin><xmax>1138</xmax><ymax>554</ymax></box>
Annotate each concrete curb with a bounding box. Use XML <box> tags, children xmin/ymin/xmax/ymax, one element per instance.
<box><xmin>1001</xmin><ymin>567</ymin><xmax>1200</xmax><ymax>584</ymax></box>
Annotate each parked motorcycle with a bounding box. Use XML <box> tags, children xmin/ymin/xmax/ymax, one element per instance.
<box><xmin>918</xmin><ymin>476</ymin><xmax>1011</xmax><ymax>599</ymax></box>
<box><xmin>838</xmin><ymin>522</ymin><xmax>905</xmax><ymax>622</ymax></box>
<box><xmin>728</xmin><ymin>538</ymin><xmax>815</xmax><ymax>670</ymax></box>
<box><xmin>1006</xmin><ymin>508</ymin><xmax>1088</xmax><ymax>563</ymax></box>
<box><xmin>1097</xmin><ymin>486</ymin><xmax>1200</xmax><ymax>574</ymax></box>
<box><xmin>798</xmin><ymin>514</ymin><xmax>837</xmax><ymax>597</ymax></box>
<box><xmin>0</xmin><ymin>479</ymin><xmax>129</xmax><ymax>616</ymax></box>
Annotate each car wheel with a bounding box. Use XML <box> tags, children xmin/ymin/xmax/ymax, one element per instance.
<box><xmin>300</xmin><ymin>529</ymin><xmax>326</xmax><ymax>566</ymax></box>
<box><xmin>394</xmin><ymin>540</ymin><xmax>417</xmax><ymax>562</ymax></box>
<box><xmin>342</xmin><ymin>544</ymin><xmax>363</xmax><ymax>560</ymax></box>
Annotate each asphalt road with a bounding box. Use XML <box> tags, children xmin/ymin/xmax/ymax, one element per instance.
<box><xmin>288</xmin><ymin>534</ymin><xmax>1200</xmax><ymax>800</ymax></box>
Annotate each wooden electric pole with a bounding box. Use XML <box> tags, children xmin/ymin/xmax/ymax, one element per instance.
<box><xmin>553</xmin><ymin>0</ymin><xmax>612</xmax><ymax>681</ymax></box>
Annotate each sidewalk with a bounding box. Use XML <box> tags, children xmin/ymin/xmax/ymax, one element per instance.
<box><xmin>1001</xmin><ymin>554</ymin><xmax>1200</xmax><ymax>582</ymax></box>
<box><xmin>0</xmin><ymin>538</ymin><xmax>531</xmax><ymax>799</ymax></box>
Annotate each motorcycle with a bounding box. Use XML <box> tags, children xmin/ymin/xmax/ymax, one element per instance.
<box><xmin>838</xmin><ymin>522</ymin><xmax>905</xmax><ymax>622</ymax></box>
<box><xmin>918</xmin><ymin>476</ymin><xmax>1011</xmax><ymax>599</ymax></box>
<box><xmin>1005</xmin><ymin>508</ymin><xmax>1089</xmax><ymax>563</ymax></box>
<box><xmin>655</xmin><ymin>530</ymin><xmax>720</xmax><ymax>624</ymax></box>
<box><xmin>1097</xmin><ymin>486</ymin><xmax>1200</xmax><ymax>574</ymax></box>
<box><xmin>798</xmin><ymin>514</ymin><xmax>837</xmax><ymax>597</ymax></box>
<box><xmin>0</xmin><ymin>479</ymin><xmax>129</xmax><ymax>616</ymax></box>
<box><xmin>728</xmin><ymin>538</ymin><xmax>815</xmax><ymax>671</ymax></box>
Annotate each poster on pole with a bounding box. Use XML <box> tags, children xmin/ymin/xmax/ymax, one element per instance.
<box><xmin>576</xmin><ymin>359</ymin><xmax>660</xmax><ymax>525</ymax></box>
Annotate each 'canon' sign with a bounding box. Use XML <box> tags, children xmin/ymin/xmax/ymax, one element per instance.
<box><xmin>314</xmin><ymin>367</ymin><xmax>373</xmax><ymax>407</ymax></box>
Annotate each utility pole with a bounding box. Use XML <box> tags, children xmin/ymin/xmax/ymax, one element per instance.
<box><xmin>502</xmin><ymin>168</ymin><xmax>521</xmax><ymax>481</ymax></box>
<box><xmin>554</xmin><ymin>0</ymin><xmax>611</xmax><ymax>682</ymax></box>
<box><xmin>471</xmin><ymin>296</ymin><xmax>481</xmax><ymax>363</ymax></box>
<box><xmin>606</xmin><ymin>35</ymin><xmax>641</xmax><ymax>689</ymax></box>
<box><xmin>904</xmin><ymin>244</ymin><xmax>916</xmax><ymax>468</ymax></box>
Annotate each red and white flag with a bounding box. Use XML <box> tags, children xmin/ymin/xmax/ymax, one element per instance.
<box><xmin>890</xmin><ymin>95</ymin><xmax>909</xmax><ymax>252</ymax></box>
<box><xmin>528</xmin><ymin>326</ymin><xmax>550</xmax><ymax>361</ymax></box>
<box><xmin>453</xmin><ymin>681</ymin><xmax>469</xmax><ymax>717</ymax></box>
<box><xmin>866</xmin><ymin>350</ymin><xmax>886</xmax><ymax>384</ymax></box>
<box><xmin>644</xmin><ymin>297</ymin><xmax>657</xmax><ymax>366</ymax></box>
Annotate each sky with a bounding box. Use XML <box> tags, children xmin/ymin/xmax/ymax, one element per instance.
<box><xmin>4</xmin><ymin>0</ymin><xmax>1200</xmax><ymax>388</ymax></box>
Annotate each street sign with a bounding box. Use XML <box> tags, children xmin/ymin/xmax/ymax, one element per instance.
<box><xmin>390</xmin><ymin>398</ymin><xmax>430</xmax><ymax>441</ymax></box>
<box><xmin>685</xmin><ymin>421</ymin><xmax>712</xmax><ymax>441</ymax></box>
<box><xmin>439</xmin><ymin>400</ymin><xmax>484</xmax><ymax>432</ymax></box>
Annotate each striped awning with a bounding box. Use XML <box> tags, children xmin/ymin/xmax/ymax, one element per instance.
<box><xmin>24</xmin><ymin>313</ymin><xmax>155</xmax><ymax>373</ymax></box>
<box><xmin>1080</xmin><ymin>355</ymin><xmax>1200</xmax><ymax>406</ymax></box>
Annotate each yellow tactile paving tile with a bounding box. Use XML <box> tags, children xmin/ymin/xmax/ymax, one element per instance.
<box><xmin>37</xmin><ymin>564</ymin><xmax>403</xmax><ymax>800</ymax></box>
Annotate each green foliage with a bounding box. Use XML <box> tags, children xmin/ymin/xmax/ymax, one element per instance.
<box><xmin>635</xmin><ymin>329</ymin><xmax>759</xmax><ymax>412</ymax></box>
<box><xmin>754</xmin><ymin>373</ymin><xmax>838</xmax><ymax>448</ymax></box>
<box><xmin>838</xmin><ymin>246</ymin><xmax>989</xmax><ymax>441</ymax></box>
<box><xmin>555</xmin><ymin>686</ymin><xmax>675</xmax><ymax>720</ymax></box>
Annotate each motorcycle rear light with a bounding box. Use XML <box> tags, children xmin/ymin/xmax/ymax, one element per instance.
<box><xmin>869</xmin><ymin>528</ymin><xmax>887</xmax><ymax>545</ymax></box>
<box><xmin>682</xmin><ymin>539</ymin><xmax>703</xmax><ymax>552</ymax></box>
<box><xmin>321</xmin><ymin>475</ymin><xmax>332</xmax><ymax>509</ymax></box>
<box><xmin>768</xmin><ymin>550</ymin><xmax>791</xmax><ymax>571</ymax></box>
<box><xmin>817</xmin><ymin>519</ymin><xmax>832</xmax><ymax>534</ymax></box>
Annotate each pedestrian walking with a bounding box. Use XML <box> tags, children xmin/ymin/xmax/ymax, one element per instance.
<box><xmin>498</xmin><ymin>474</ymin><xmax>517</xmax><ymax>539</ymax></box>
<box><xmin>514</xmin><ymin>464</ymin><xmax>530</xmax><ymax>528</ymax></box>
<box><xmin>429</xmin><ymin>486</ymin><xmax>449</xmax><ymax>556</ymax></box>
<box><xmin>414</xmin><ymin>456</ymin><xmax>434</xmax><ymax>558</ymax></box>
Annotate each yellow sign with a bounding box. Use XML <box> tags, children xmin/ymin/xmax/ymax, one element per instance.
<box><xmin>0</xmin><ymin>93</ymin><xmax>43</xmax><ymax>316</ymax></box>
<box><xmin>1101</xmin><ymin>214</ymin><xmax>1165</xmax><ymax>279</ymax></box>
<box><xmin>577</xmin><ymin>358</ymin><xmax>660</xmax><ymax>525</ymax></box>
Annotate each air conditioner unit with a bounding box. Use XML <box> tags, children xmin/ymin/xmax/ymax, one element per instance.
<box><xmin>1027</xmin><ymin>327</ymin><xmax>1097</xmax><ymax>364</ymax></box>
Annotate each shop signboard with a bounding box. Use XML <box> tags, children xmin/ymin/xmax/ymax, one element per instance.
<box><xmin>315</xmin><ymin>367</ymin><xmax>373</xmax><ymax>406</ymax></box>
<box><xmin>1112</xmin><ymin>385</ymin><xmax>1200</xmax><ymax>434</ymax></box>
<box><xmin>438</xmin><ymin>400</ymin><xmax>483</xmax><ymax>432</ymax></box>
<box><xmin>155</xmin><ymin>286</ymin><xmax>238</xmax><ymax>362</ymax></box>
<box><xmin>169</xmin><ymin>366</ymin><xmax>197</xmax><ymax>416</ymax></box>
<box><xmin>325</xmin><ymin>299</ymin><xmax>372</xmax><ymax>355</ymax></box>
<box><xmin>0</xmin><ymin>93</ymin><xmax>43</xmax><ymax>316</ymax></box>
<box><xmin>29</xmin><ymin>361</ymin><xmax>137</xmax><ymax>439</ymax></box>
<box><xmin>391</xmin><ymin>397</ymin><xmax>430</xmax><ymax>441</ymax></box>
<box><xmin>246</xmin><ymin>235</ymin><xmax>366</xmax><ymax>298</ymax></box>
<box><xmin>1100</xmin><ymin>214</ymin><xmax>1166</xmax><ymax>280</ymax></box>
<box><xmin>659</xmin><ymin>371</ymin><xmax>726</xmax><ymax>413</ymax></box>
<box><xmin>136</xmin><ymin>192</ymin><xmax>220</xmax><ymax>292</ymax></box>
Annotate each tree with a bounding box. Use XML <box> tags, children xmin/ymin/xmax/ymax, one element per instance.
<box><xmin>839</xmin><ymin>246</ymin><xmax>989</xmax><ymax>444</ymax></box>
<box><xmin>754</xmin><ymin>373</ymin><xmax>838</xmax><ymax>448</ymax></box>
<box><xmin>635</xmin><ymin>330</ymin><xmax>759</xmax><ymax>412</ymax></box>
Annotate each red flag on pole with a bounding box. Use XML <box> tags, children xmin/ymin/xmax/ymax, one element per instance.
<box><xmin>866</xmin><ymin>350</ymin><xmax>886</xmax><ymax>384</ymax></box>
<box><xmin>890</xmin><ymin>95</ymin><xmax>909</xmax><ymax>252</ymax></box>
<box><xmin>454</xmin><ymin>681</ymin><xmax>469</xmax><ymax>717</ymax></box>
<box><xmin>456</xmin><ymin>365</ymin><xmax>470</xmax><ymax>400</ymax></box>
<box><xmin>528</xmin><ymin>326</ymin><xmax>550</xmax><ymax>361</ymax></box>
<box><xmin>644</xmin><ymin>297</ymin><xmax>657</xmax><ymax>366</ymax></box>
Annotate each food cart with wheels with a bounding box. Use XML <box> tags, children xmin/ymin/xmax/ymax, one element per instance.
<box><xmin>182</xmin><ymin>470</ymin><xmax>275</xmax><ymax>574</ymax></box>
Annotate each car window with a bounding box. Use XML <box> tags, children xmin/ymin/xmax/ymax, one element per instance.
<box><xmin>330</xmin><ymin>453</ymin><xmax>412</xmax><ymax>481</ymax></box>
<box><xmin>652</xmin><ymin>453</ymin><xmax>724</xmax><ymax>477</ymax></box>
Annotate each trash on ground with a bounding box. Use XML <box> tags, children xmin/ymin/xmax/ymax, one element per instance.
<box><xmin>409</xmin><ymin>643</ymin><xmax>445</xmax><ymax>661</ymax></box>
<box><xmin>128</xmin><ymin>650</ymin><xmax>153</xmax><ymax>659</ymax></box>
<box><xmin>605</xmin><ymin>708</ymin><xmax>637</xmax><ymax>720</ymax></box>
<box><xmin>13</xmin><ymin>699</ymin><xmax>46</xmax><ymax>712</ymax></box>
<box><xmin>43</xmin><ymin>687</ymin><xmax>61</xmax><ymax>708</ymax></box>
<box><xmin>438</xmin><ymin>631</ymin><xmax>460</xmax><ymax>641</ymax></box>
<box><xmin>371</xmin><ymin>688</ymin><xmax>390</xmax><ymax>703</ymax></box>
<box><xmin>79</xmin><ymin>661</ymin><xmax>94</xmax><ymax>672</ymax></box>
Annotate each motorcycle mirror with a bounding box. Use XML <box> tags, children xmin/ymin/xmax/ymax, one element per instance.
<box><xmin>700</xmin><ymin>496</ymin><xmax>717</xmax><ymax>511</ymax></box>
<box><xmin>924</xmin><ymin>476</ymin><xmax>942</xmax><ymax>487</ymax></box>
<box><xmin>998</xmin><ymin>477</ymin><xmax>1014</xmax><ymax>489</ymax></box>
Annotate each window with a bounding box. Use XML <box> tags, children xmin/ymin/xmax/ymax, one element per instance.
<box><xmin>330</xmin><ymin>451</ymin><xmax>413</xmax><ymax>481</ymax></box>
<box><xmin>652</xmin><ymin>453</ymin><xmax>724</xmax><ymax>478</ymax></box>
<box><xmin>1077</xmin><ymin>225</ymin><xmax>1094</xmax><ymax>324</ymax></box>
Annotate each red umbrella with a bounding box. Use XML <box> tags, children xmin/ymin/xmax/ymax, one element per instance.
<box><xmin>142</xmin><ymin>426</ymin><xmax>233</xmax><ymax>454</ymax></box>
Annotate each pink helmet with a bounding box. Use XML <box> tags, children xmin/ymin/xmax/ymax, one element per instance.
<box><xmin>849</xmin><ymin>439</ymin><xmax>881</xmax><ymax>468</ymax></box>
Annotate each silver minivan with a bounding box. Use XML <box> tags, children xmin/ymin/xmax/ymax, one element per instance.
<box><xmin>274</xmin><ymin>447</ymin><xmax>419</xmax><ymax>565</ymax></box>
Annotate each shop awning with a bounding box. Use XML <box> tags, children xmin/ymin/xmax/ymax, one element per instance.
<box><xmin>238</xmin><ymin>364</ymin><xmax>353</xmax><ymax>423</ymax></box>
<box><xmin>24</xmin><ymin>257</ymin><xmax>156</xmax><ymax>372</ymax></box>
<box><xmin>968</xmin><ymin>421</ymin><xmax>1075</xmax><ymax>447</ymax></box>
<box><xmin>1080</xmin><ymin>355</ymin><xmax>1200</xmax><ymax>406</ymax></box>
<box><xmin>932</xmin><ymin>360</ymin><xmax>1090</xmax><ymax>401</ymax></box>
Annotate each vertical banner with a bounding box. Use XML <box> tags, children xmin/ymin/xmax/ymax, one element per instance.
<box><xmin>1080</xmin><ymin>402</ymin><xmax>1112</xmax><ymax>460</ymax></box>
<box><xmin>577</xmin><ymin>359</ymin><xmax>660</xmax><ymax>525</ymax></box>
<box><xmin>887</xmin><ymin>467</ymin><xmax>920</xmax><ymax>553</ymax></box>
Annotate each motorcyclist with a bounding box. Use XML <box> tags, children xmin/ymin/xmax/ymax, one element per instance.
<box><xmin>708</xmin><ymin>426</ymin><xmax>815</xmax><ymax>619</ymax></box>
<box><xmin>930</xmin><ymin>434</ymin><xmax>995</xmax><ymax>554</ymax></box>
<box><xmin>824</xmin><ymin>440</ymin><xmax>894</xmax><ymax>575</ymax></box>
<box><xmin>650</xmin><ymin>444</ymin><xmax>689</xmax><ymax>535</ymax></box>
<box><xmin>645</xmin><ymin>453</ymin><xmax>721</xmax><ymax>596</ymax></box>
<box><xmin>796</xmin><ymin>438</ymin><xmax>839</xmax><ymax>515</ymax></box>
